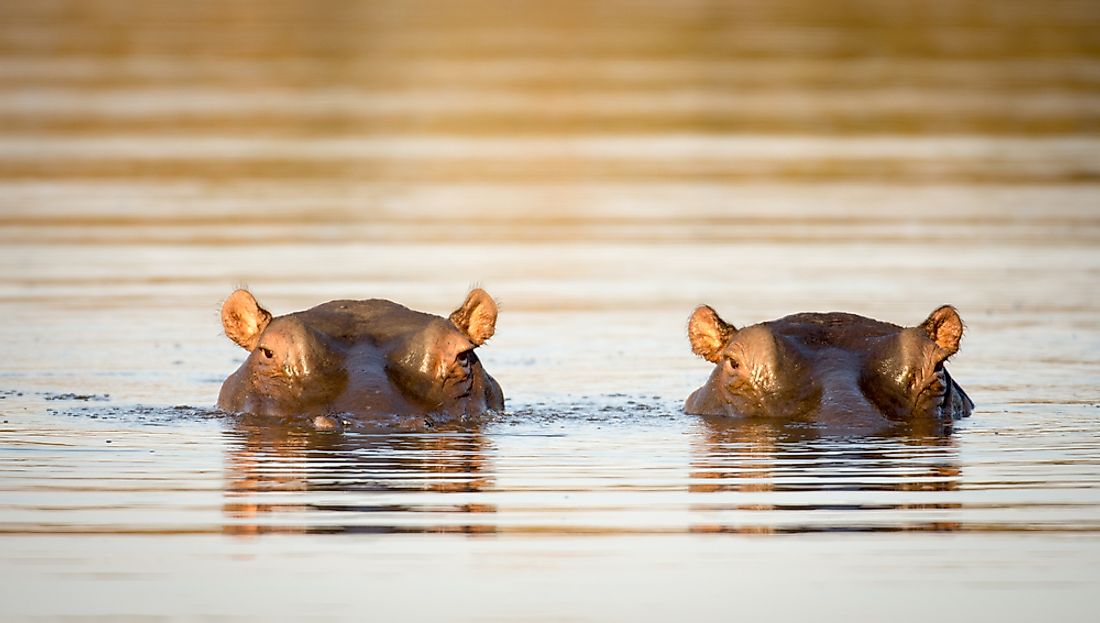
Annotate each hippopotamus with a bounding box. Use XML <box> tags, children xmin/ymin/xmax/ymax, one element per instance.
<box><xmin>685</xmin><ymin>305</ymin><xmax>973</xmax><ymax>430</ymax></box>
<box><xmin>217</xmin><ymin>288</ymin><xmax>503</xmax><ymax>426</ymax></box>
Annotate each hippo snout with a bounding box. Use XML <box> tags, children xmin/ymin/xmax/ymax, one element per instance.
<box><xmin>815</xmin><ymin>370</ymin><xmax>888</xmax><ymax>428</ymax></box>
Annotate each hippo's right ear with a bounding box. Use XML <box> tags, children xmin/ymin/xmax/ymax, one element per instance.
<box><xmin>221</xmin><ymin>289</ymin><xmax>272</xmax><ymax>350</ymax></box>
<box><xmin>449</xmin><ymin>288</ymin><xmax>497</xmax><ymax>346</ymax></box>
<box><xmin>688</xmin><ymin>305</ymin><xmax>737</xmax><ymax>364</ymax></box>
<box><xmin>919</xmin><ymin>305</ymin><xmax>964</xmax><ymax>358</ymax></box>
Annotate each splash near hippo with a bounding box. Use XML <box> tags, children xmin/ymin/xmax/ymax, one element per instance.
<box><xmin>685</xmin><ymin>305</ymin><xmax>973</xmax><ymax>431</ymax></box>
<box><xmin>217</xmin><ymin>288</ymin><xmax>503</xmax><ymax>425</ymax></box>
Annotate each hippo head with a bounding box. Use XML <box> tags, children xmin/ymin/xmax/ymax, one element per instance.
<box><xmin>217</xmin><ymin>289</ymin><xmax>504</xmax><ymax>423</ymax></box>
<box><xmin>685</xmin><ymin>305</ymin><xmax>973</xmax><ymax>428</ymax></box>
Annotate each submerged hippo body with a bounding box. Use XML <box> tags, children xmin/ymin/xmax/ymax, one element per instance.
<box><xmin>685</xmin><ymin>305</ymin><xmax>973</xmax><ymax>430</ymax></box>
<box><xmin>217</xmin><ymin>288</ymin><xmax>503</xmax><ymax>423</ymax></box>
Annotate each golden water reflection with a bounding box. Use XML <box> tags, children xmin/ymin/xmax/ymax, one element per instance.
<box><xmin>223</xmin><ymin>417</ymin><xmax>496</xmax><ymax>535</ymax></box>
<box><xmin>689</xmin><ymin>415</ymin><xmax>963</xmax><ymax>534</ymax></box>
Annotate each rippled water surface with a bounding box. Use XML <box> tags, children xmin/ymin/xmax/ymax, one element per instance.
<box><xmin>2</xmin><ymin>1</ymin><xmax>1100</xmax><ymax>621</ymax></box>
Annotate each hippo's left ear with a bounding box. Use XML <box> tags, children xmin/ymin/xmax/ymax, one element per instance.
<box><xmin>449</xmin><ymin>288</ymin><xmax>497</xmax><ymax>346</ymax></box>
<box><xmin>221</xmin><ymin>289</ymin><xmax>272</xmax><ymax>351</ymax></box>
<box><xmin>919</xmin><ymin>305</ymin><xmax>963</xmax><ymax>358</ymax></box>
<box><xmin>688</xmin><ymin>305</ymin><xmax>737</xmax><ymax>364</ymax></box>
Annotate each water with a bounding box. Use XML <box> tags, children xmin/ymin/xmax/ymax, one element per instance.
<box><xmin>2</xmin><ymin>1</ymin><xmax>1100</xmax><ymax>620</ymax></box>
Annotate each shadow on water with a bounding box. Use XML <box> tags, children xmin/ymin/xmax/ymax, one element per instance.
<box><xmin>221</xmin><ymin>415</ymin><xmax>497</xmax><ymax>536</ymax></box>
<box><xmin>688</xmin><ymin>414</ymin><xmax>962</xmax><ymax>534</ymax></box>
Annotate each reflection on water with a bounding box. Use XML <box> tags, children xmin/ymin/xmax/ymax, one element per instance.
<box><xmin>222</xmin><ymin>417</ymin><xmax>496</xmax><ymax>535</ymax></box>
<box><xmin>689</xmin><ymin>416</ymin><xmax>962</xmax><ymax>534</ymax></box>
<box><xmin>68</xmin><ymin>404</ymin><xmax>1081</xmax><ymax>538</ymax></box>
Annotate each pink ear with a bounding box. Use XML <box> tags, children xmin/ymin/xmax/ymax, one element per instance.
<box><xmin>221</xmin><ymin>289</ymin><xmax>272</xmax><ymax>350</ymax></box>
<box><xmin>688</xmin><ymin>305</ymin><xmax>737</xmax><ymax>364</ymax></box>
<box><xmin>449</xmin><ymin>288</ymin><xmax>497</xmax><ymax>346</ymax></box>
<box><xmin>919</xmin><ymin>305</ymin><xmax>963</xmax><ymax>357</ymax></box>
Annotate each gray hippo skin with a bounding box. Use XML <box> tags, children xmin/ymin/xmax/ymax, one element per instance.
<box><xmin>685</xmin><ymin>305</ymin><xmax>973</xmax><ymax>429</ymax></box>
<box><xmin>218</xmin><ymin>288</ymin><xmax>504</xmax><ymax>423</ymax></box>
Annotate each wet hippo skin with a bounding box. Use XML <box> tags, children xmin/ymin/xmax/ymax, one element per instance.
<box><xmin>217</xmin><ymin>288</ymin><xmax>504</xmax><ymax>424</ymax></box>
<box><xmin>685</xmin><ymin>305</ymin><xmax>973</xmax><ymax>431</ymax></box>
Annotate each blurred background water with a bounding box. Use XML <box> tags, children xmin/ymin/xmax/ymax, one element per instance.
<box><xmin>1</xmin><ymin>1</ymin><xmax>1099</xmax><ymax>621</ymax></box>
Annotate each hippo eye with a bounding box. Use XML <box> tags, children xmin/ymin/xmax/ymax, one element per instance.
<box><xmin>724</xmin><ymin>357</ymin><xmax>740</xmax><ymax>372</ymax></box>
<box><xmin>259</xmin><ymin>347</ymin><xmax>274</xmax><ymax>359</ymax></box>
<box><xmin>456</xmin><ymin>349</ymin><xmax>473</xmax><ymax>367</ymax></box>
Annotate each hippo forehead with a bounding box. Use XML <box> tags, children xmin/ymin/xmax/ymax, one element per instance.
<box><xmin>757</xmin><ymin>312</ymin><xmax>903</xmax><ymax>352</ymax></box>
<box><xmin>277</xmin><ymin>298</ymin><xmax>469</xmax><ymax>350</ymax></box>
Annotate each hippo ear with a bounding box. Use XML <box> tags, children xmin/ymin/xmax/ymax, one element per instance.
<box><xmin>688</xmin><ymin>305</ymin><xmax>737</xmax><ymax>364</ymax></box>
<box><xmin>919</xmin><ymin>305</ymin><xmax>963</xmax><ymax>358</ymax></box>
<box><xmin>449</xmin><ymin>288</ymin><xmax>497</xmax><ymax>346</ymax></box>
<box><xmin>221</xmin><ymin>289</ymin><xmax>272</xmax><ymax>350</ymax></box>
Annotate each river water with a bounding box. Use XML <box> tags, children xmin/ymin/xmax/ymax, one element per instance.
<box><xmin>2</xmin><ymin>1</ymin><xmax>1099</xmax><ymax>621</ymax></box>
